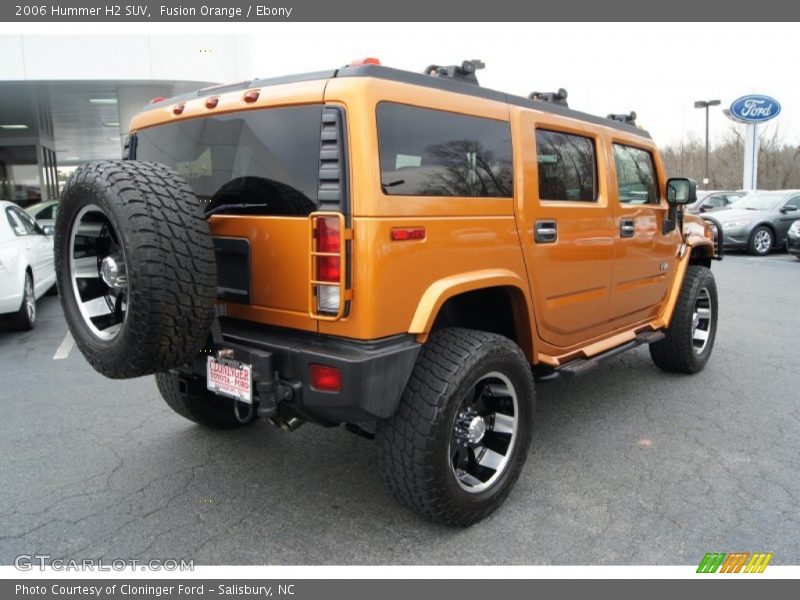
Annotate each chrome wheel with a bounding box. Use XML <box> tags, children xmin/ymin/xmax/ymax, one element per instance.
<box><xmin>449</xmin><ymin>371</ymin><xmax>518</xmax><ymax>494</ymax></box>
<box><xmin>753</xmin><ymin>229</ymin><xmax>772</xmax><ymax>254</ymax></box>
<box><xmin>24</xmin><ymin>274</ymin><xmax>35</xmax><ymax>322</ymax></box>
<box><xmin>68</xmin><ymin>204</ymin><xmax>128</xmax><ymax>341</ymax></box>
<box><xmin>692</xmin><ymin>287</ymin><xmax>712</xmax><ymax>355</ymax></box>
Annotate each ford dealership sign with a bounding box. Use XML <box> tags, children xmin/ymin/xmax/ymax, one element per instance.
<box><xmin>729</xmin><ymin>95</ymin><xmax>781</xmax><ymax>123</ymax></box>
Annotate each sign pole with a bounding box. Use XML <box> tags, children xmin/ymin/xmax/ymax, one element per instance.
<box><xmin>743</xmin><ymin>123</ymin><xmax>759</xmax><ymax>190</ymax></box>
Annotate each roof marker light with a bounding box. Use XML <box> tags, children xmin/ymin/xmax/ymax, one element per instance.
<box><xmin>243</xmin><ymin>90</ymin><xmax>260</xmax><ymax>102</ymax></box>
<box><xmin>173</xmin><ymin>103</ymin><xmax>185</xmax><ymax>115</ymax></box>
<box><xmin>206</xmin><ymin>97</ymin><xmax>219</xmax><ymax>109</ymax></box>
<box><xmin>348</xmin><ymin>57</ymin><xmax>381</xmax><ymax>67</ymax></box>
<box><xmin>149</xmin><ymin>97</ymin><xmax>166</xmax><ymax>105</ymax></box>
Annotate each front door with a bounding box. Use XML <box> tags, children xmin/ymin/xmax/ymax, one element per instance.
<box><xmin>517</xmin><ymin>113</ymin><xmax>616</xmax><ymax>349</ymax></box>
<box><xmin>608</xmin><ymin>142</ymin><xmax>678</xmax><ymax>325</ymax></box>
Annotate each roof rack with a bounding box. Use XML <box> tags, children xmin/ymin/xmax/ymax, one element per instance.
<box><xmin>606</xmin><ymin>111</ymin><xmax>637</xmax><ymax>125</ymax></box>
<box><xmin>529</xmin><ymin>88</ymin><xmax>569</xmax><ymax>108</ymax></box>
<box><xmin>424</xmin><ymin>59</ymin><xmax>485</xmax><ymax>86</ymax></box>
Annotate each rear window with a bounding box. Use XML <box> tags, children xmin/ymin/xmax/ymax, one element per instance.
<box><xmin>133</xmin><ymin>105</ymin><xmax>323</xmax><ymax>216</ymax></box>
<box><xmin>377</xmin><ymin>103</ymin><xmax>513</xmax><ymax>198</ymax></box>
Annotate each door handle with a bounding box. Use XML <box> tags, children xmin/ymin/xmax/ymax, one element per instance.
<box><xmin>620</xmin><ymin>218</ymin><xmax>635</xmax><ymax>238</ymax></box>
<box><xmin>534</xmin><ymin>220</ymin><xmax>557</xmax><ymax>244</ymax></box>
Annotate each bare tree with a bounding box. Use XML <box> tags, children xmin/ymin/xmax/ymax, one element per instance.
<box><xmin>661</xmin><ymin>124</ymin><xmax>800</xmax><ymax>190</ymax></box>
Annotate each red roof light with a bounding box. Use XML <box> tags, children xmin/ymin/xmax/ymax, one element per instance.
<box><xmin>348</xmin><ymin>57</ymin><xmax>381</xmax><ymax>67</ymax></box>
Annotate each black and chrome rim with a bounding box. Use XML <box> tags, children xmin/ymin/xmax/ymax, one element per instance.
<box><xmin>449</xmin><ymin>371</ymin><xmax>519</xmax><ymax>494</ymax></box>
<box><xmin>692</xmin><ymin>287</ymin><xmax>713</xmax><ymax>355</ymax></box>
<box><xmin>68</xmin><ymin>204</ymin><xmax>128</xmax><ymax>341</ymax></box>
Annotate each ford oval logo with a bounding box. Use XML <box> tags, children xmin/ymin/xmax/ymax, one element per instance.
<box><xmin>729</xmin><ymin>95</ymin><xmax>781</xmax><ymax>123</ymax></box>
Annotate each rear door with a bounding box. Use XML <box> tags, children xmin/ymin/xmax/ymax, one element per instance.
<box><xmin>517</xmin><ymin>113</ymin><xmax>616</xmax><ymax>349</ymax></box>
<box><xmin>132</xmin><ymin>95</ymin><xmax>330</xmax><ymax>332</ymax></box>
<box><xmin>608</xmin><ymin>141</ymin><xmax>678</xmax><ymax>326</ymax></box>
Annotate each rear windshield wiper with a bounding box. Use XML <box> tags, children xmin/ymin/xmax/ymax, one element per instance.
<box><xmin>205</xmin><ymin>203</ymin><xmax>260</xmax><ymax>216</ymax></box>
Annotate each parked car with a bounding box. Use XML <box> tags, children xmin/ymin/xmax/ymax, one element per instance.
<box><xmin>686</xmin><ymin>190</ymin><xmax>745</xmax><ymax>215</ymax></box>
<box><xmin>0</xmin><ymin>201</ymin><xmax>56</xmax><ymax>329</ymax></box>
<box><xmin>716</xmin><ymin>190</ymin><xmax>800</xmax><ymax>255</ymax></box>
<box><xmin>25</xmin><ymin>200</ymin><xmax>59</xmax><ymax>234</ymax></box>
<box><xmin>787</xmin><ymin>220</ymin><xmax>800</xmax><ymax>258</ymax></box>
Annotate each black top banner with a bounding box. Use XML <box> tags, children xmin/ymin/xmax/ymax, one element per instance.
<box><xmin>2</xmin><ymin>0</ymin><xmax>800</xmax><ymax>21</ymax></box>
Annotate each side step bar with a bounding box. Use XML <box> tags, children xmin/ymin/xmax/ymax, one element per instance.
<box><xmin>537</xmin><ymin>330</ymin><xmax>665</xmax><ymax>381</ymax></box>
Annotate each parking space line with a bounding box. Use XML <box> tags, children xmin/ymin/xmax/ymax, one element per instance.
<box><xmin>53</xmin><ymin>332</ymin><xmax>74</xmax><ymax>360</ymax></box>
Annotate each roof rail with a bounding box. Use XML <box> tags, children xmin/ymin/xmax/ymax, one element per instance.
<box><xmin>424</xmin><ymin>59</ymin><xmax>485</xmax><ymax>86</ymax></box>
<box><xmin>607</xmin><ymin>111</ymin><xmax>637</xmax><ymax>125</ymax></box>
<box><xmin>529</xmin><ymin>88</ymin><xmax>569</xmax><ymax>108</ymax></box>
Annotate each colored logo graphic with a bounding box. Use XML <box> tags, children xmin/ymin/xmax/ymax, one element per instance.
<box><xmin>729</xmin><ymin>95</ymin><xmax>781</xmax><ymax>123</ymax></box>
<box><xmin>697</xmin><ymin>552</ymin><xmax>773</xmax><ymax>573</ymax></box>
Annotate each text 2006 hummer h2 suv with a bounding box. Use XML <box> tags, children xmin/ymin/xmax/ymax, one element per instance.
<box><xmin>55</xmin><ymin>59</ymin><xmax>720</xmax><ymax>526</ymax></box>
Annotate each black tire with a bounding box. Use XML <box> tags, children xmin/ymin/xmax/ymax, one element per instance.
<box><xmin>8</xmin><ymin>271</ymin><xmax>36</xmax><ymax>331</ymax></box>
<box><xmin>155</xmin><ymin>372</ymin><xmax>255</xmax><ymax>429</ymax></box>
<box><xmin>55</xmin><ymin>160</ymin><xmax>217</xmax><ymax>379</ymax></box>
<box><xmin>650</xmin><ymin>265</ymin><xmax>718</xmax><ymax>374</ymax></box>
<box><xmin>376</xmin><ymin>328</ymin><xmax>535</xmax><ymax>527</ymax></box>
<box><xmin>747</xmin><ymin>225</ymin><xmax>774</xmax><ymax>256</ymax></box>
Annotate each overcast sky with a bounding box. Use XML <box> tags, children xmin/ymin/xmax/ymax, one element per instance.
<box><xmin>249</xmin><ymin>22</ymin><xmax>798</xmax><ymax>147</ymax></box>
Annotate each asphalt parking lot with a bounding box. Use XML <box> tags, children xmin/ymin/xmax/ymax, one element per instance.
<box><xmin>0</xmin><ymin>253</ymin><xmax>798</xmax><ymax>566</ymax></box>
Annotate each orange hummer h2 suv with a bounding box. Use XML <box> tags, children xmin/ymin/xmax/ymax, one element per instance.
<box><xmin>54</xmin><ymin>59</ymin><xmax>720</xmax><ymax>526</ymax></box>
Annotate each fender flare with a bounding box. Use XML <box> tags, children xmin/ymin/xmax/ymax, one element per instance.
<box><xmin>653</xmin><ymin>237</ymin><xmax>713</xmax><ymax>329</ymax></box>
<box><xmin>408</xmin><ymin>269</ymin><xmax>534</xmax><ymax>355</ymax></box>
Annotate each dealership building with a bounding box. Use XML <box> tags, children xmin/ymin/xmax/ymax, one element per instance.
<box><xmin>0</xmin><ymin>35</ymin><xmax>252</xmax><ymax>207</ymax></box>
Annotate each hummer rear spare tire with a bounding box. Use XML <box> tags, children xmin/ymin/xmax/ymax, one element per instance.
<box><xmin>54</xmin><ymin>160</ymin><xmax>217</xmax><ymax>379</ymax></box>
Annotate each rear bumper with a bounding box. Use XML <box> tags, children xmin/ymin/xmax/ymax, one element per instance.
<box><xmin>178</xmin><ymin>318</ymin><xmax>421</xmax><ymax>424</ymax></box>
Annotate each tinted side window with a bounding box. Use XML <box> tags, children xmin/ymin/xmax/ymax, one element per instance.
<box><xmin>36</xmin><ymin>205</ymin><xmax>56</xmax><ymax>220</ymax></box>
<box><xmin>535</xmin><ymin>129</ymin><xmax>597</xmax><ymax>201</ymax></box>
<box><xmin>613</xmin><ymin>144</ymin><xmax>659</xmax><ymax>204</ymax></box>
<box><xmin>784</xmin><ymin>195</ymin><xmax>800</xmax><ymax>210</ymax></box>
<box><xmin>377</xmin><ymin>103</ymin><xmax>513</xmax><ymax>197</ymax></box>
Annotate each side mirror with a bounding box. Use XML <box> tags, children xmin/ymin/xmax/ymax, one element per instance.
<box><xmin>42</xmin><ymin>225</ymin><xmax>55</xmax><ymax>236</ymax></box>
<box><xmin>780</xmin><ymin>206</ymin><xmax>798</xmax><ymax>214</ymax></box>
<box><xmin>666</xmin><ymin>178</ymin><xmax>697</xmax><ymax>205</ymax></box>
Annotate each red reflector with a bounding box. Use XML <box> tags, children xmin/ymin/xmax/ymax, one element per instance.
<box><xmin>317</xmin><ymin>217</ymin><xmax>341</xmax><ymax>253</ymax></box>
<box><xmin>243</xmin><ymin>89</ymin><xmax>260</xmax><ymax>102</ymax></box>
<box><xmin>391</xmin><ymin>227</ymin><xmax>426</xmax><ymax>241</ymax></box>
<box><xmin>349</xmin><ymin>57</ymin><xmax>381</xmax><ymax>67</ymax></box>
<box><xmin>317</xmin><ymin>256</ymin><xmax>340</xmax><ymax>282</ymax></box>
<box><xmin>205</xmin><ymin>96</ymin><xmax>219</xmax><ymax>109</ymax></box>
<box><xmin>310</xmin><ymin>364</ymin><xmax>342</xmax><ymax>392</ymax></box>
<box><xmin>149</xmin><ymin>96</ymin><xmax>166</xmax><ymax>104</ymax></box>
<box><xmin>172</xmin><ymin>103</ymin><xmax>185</xmax><ymax>115</ymax></box>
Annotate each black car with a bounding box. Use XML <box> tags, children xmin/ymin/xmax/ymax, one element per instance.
<box><xmin>787</xmin><ymin>219</ymin><xmax>800</xmax><ymax>258</ymax></box>
<box><xmin>716</xmin><ymin>190</ymin><xmax>800</xmax><ymax>255</ymax></box>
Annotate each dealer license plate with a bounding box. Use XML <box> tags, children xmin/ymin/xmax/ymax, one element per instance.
<box><xmin>206</xmin><ymin>356</ymin><xmax>253</xmax><ymax>403</ymax></box>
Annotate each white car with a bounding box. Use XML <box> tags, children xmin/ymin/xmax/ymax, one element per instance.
<box><xmin>0</xmin><ymin>200</ymin><xmax>56</xmax><ymax>329</ymax></box>
<box><xmin>25</xmin><ymin>200</ymin><xmax>59</xmax><ymax>234</ymax></box>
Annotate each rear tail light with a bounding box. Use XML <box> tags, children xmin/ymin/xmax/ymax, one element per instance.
<box><xmin>309</xmin><ymin>364</ymin><xmax>342</xmax><ymax>392</ymax></box>
<box><xmin>309</xmin><ymin>213</ymin><xmax>350</xmax><ymax>319</ymax></box>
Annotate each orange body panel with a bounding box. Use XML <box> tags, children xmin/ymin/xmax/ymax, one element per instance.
<box><xmin>129</xmin><ymin>74</ymin><xmax>714</xmax><ymax>366</ymax></box>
